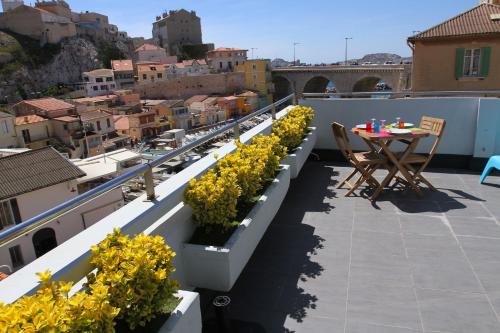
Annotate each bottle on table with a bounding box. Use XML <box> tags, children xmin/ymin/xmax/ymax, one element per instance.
<box><xmin>398</xmin><ymin>117</ymin><xmax>405</xmax><ymax>129</ymax></box>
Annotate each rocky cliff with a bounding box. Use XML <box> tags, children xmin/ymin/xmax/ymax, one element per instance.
<box><xmin>0</xmin><ymin>31</ymin><xmax>131</xmax><ymax>102</ymax></box>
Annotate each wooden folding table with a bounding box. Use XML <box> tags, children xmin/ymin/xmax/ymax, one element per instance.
<box><xmin>351</xmin><ymin>128</ymin><xmax>430</xmax><ymax>200</ymax></box>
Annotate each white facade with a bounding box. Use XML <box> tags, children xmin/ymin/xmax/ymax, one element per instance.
<box><xmin>82</xmin><ymin>69</ymin><xmax>117</xmax><ymax>97</ymax></box>
<box><xmin>166</xmin><ymin>60</ymin><xmax>210</xmax><ymax>79</ymax></box>
<box><xmin>0</xmin><ymin>112</ymin><xmax>17</xmax><ymax>148</ymax></box>
<box><xmin>0</xmin><ymin>181</ymin><xmax>124</xmax><ymax>271</ymax></box>
<box><xmin>208</xmin><ymin>48</ymin><xmax>247</xmax><ymax>72</ymax></box>
<box><xmin>135</xmin><ymin>44</ymin><xmax>171</xmax><ymax>64</ymax></box>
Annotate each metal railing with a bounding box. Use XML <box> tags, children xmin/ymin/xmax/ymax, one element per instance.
<box><xmin>303</xmin><ymin>90</ymin><xmax>500</xmax><ymax>99</ymax></box>
<box><xmin>0</xmin><ymin>94</ymin><xmax>296</xmax><ymax>247</ymax></box>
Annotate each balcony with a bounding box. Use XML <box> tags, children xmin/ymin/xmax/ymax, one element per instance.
<box><xmin>1</xmin><ymin>96</ymin><xmax>500</xmax><ymax>332</ymax></box>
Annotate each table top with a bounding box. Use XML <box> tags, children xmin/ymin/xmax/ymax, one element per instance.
<box><xmin>352</xmin><ymin>127</ymin><xmax>430</xmax><ymax>141</ymax></box>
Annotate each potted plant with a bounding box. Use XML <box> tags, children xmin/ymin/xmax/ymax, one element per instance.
<box><xmin>86</xmin><ymin>229</ymin><xmax>201</xmax><ymax>333</ymax></box>
<box><xmin>182</xmin><ymin>134</ymin><xmax>290</xmax><ymax>291</ymax></box>
<box><xmin>273</xmin><ymin>106</ymin><xmax>317</xmax><ymax>179</ymax></box>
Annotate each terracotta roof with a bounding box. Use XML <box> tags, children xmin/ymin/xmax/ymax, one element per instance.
<box><xmin>409</xmin><ymin>4</ymin><xmax>500</xmax><ymax>41</ymax></box>
<box><xmin>15</xmin><ymin>115</ymin><xmax>48</xmax><ymax>126</ymax></box>
<box><xmin>79</xmin><ymin>110</ymin><xmax>110</xmax><ymax>122</ymax></box>
<box><xmin>113</xmin><ymin>115</ymin><xmax>130</xmax><ymax>130</ymax></box>
<box><xmin>53</xmin><ymin>116</ymin><xmax>80</xmax><ymax>123</ymax></box>
<box><xmin>184</xmin><ymin>95</ymin><xmax>209</xmax><ymax>105</ymax></box>
<box><xmin>137</xmin><ymin>63</ymin><xmax>166</xmax><ymax>72</ymax></box>
<box><xmin>16</xmin><ymin>98</ymin><xmax>74</xmax><ymax>112</ymax></box>
<box><xmin>135</xmin><ymin>43</ymin><xmax>164</xmax><ymax>52</ymax></box>
<box><xmin>72</xmin><ymin>95</ymin><xmax>117</xmax><ymax>104</ymax></box>
<box><xmin>111</xmin><ymin>59</ymin><xmax>133</xmax><ymax>72</ymax></box>
<box><xmin>0</xmin><ymin>147</ymin><xmax>85</xmax><ymax>201</ymax></box>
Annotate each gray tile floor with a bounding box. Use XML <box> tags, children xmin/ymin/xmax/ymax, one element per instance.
<box><xmin>201</xmin><ymin>161</ymin><xmax>500</xmax><ymax>333</ymax></box>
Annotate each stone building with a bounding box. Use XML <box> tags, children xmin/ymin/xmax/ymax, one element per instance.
<box><xmin>408</xmin><ymin>3</ymin><xmax>500</xmax><ymax>91</ymax></box>
<box><xmin>152</xmin><ymin>9</ymin><xmax>202</xmax><ymax>56</ymax></box>
<box><xmin>208</xmin><ymin>47</ymin><xmax>248</xmax><ymax>72</ymax></box>
<box><xmin>135</xmin><ymin>43</ymin><xmax>174</xmax><ymax>64</ymax></box>
<box><xmin>1</xmin><ymin>0</ymin><xmax>24</xmax><ymax>12</ymax></box>
<box><xmin>0</xmin><ymin>4</ymin><xmax>76</xmax><ymax>44</ymax></box>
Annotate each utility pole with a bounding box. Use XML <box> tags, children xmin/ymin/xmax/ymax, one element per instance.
<box><xmin>293</xmin><ymin>42</ymin><xmax>300</xmax><ymax>66</ymax></box>
<box><xmin>251</xmin><ymin>47</ymin><xmax>258</xmax><ymax>59</ymax></box>
<box><xmin>344</xmin><ymin>37</ymin><xmax>352</xmax><ymax>66</ymax></box>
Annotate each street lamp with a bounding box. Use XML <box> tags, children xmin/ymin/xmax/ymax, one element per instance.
<box><xmin>344</xmin><ymin>37</ymin><xmax>352</xmax><ymax>66</ymax></box>
<box><xmin>293</xmin><ymin>42</ymin><xmax>300</xmax><ymax>66</ymax></box>
<box><xmin>251</xmin><ymin>47</ymin><xmax>258</xmax><ymax>59</ymax></box>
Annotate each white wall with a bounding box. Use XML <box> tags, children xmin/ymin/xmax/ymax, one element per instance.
<box><xmin>301</xmin><ymin>97</ymin><xmax>493</xmax><ymax>157</ymax></box>
<box><xmin>0</xmin><ymin>184</ymin><xmax>124</xmax><ymax>272</ymax></box>
<box><xmin>0</xmin><ymin>116</ymin><xmax>17</xmax><ymax>148</ymax></box>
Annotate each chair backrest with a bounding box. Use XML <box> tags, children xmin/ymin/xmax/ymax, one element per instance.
<box><xmin>331</xmin><ymin>122</ymin><xmax>354</xmax><ymax>161</ymax></box>
<box><xmin>419</xmin><ymin>116</ymin><xmax>446</xmax><ymax>161</ymax></box>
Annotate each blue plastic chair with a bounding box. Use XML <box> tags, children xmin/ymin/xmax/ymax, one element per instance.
<box><xmin>480</xmin><ymin>156</ymin><xmax>500</xmax><ymax>184</ymax></box>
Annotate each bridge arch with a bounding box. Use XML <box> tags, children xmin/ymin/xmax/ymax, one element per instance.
<box><xmin>352</xmin><ymin>76</ymin><xmax>391</xmax><ymax>92</ymax></box>
<box><xmin>273</xmin><ymin>75</ymin><xmax>293</xmax><ymax>101</ymax></box>
<box><xmin>303</xmin><ymin>76</ymin><xmax>332</xmax><ymax>94</ymax></box>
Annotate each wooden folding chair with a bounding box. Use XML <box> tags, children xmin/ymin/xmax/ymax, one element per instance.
<box><xmin>331</xmin><ymin>122</ymin><xmax>387</xmax><ymax>196</ymax></box>
<box><xmin>396</xmin><ymin>116</ymin><xmax>446</xmax><ymax>191</ymax></box>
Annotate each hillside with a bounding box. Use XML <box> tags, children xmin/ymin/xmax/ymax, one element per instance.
<box><xmin>351</xmin><ymin>53</ymin><xmax>412</xmax><ymax>64</ymax></box>
<box><xmin>0</xmin><ymin>31</ymin><xmax>131</xmax><ymax>103</ymax></box>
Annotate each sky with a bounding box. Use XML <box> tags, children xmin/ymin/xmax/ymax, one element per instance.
<box><xmin>66</xmin><ymin>0</ymin><xmax>479</xmax><ymax>64</ymax></box>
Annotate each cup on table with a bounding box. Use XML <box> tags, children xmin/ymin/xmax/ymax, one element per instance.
<box><xmin>366</xmin><ymin>121</ymin><xmax>372</xmax><ymax>132</ymax></box>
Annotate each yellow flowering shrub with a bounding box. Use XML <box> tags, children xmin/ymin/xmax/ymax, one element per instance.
<box><xmin>86</xmin><ymin>229</ymin><xmax>179</xmax><ymax>330</ymax></box>
<box><xmin>0</xmin><ymin>270</ymin><xmax>119</xmax><ymax>333</ymax></box>
<box><xmin>272</xmin><ymin>106</ymin><xmax>315</xmax><ymax>151</ymax></box>
<box><xmin>184</xmin><ymin>168</ymin><xmax>241</xmax><ymax>229</ymax></box>
<box><xmin>247</xmin><ymin>134</ymin><xmax>287</xmax><ymax>181</ymax></box>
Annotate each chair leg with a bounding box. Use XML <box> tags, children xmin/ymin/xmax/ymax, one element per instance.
<box><xmin>480</xmin><ymin>159</ymin><xmax>495</xmax><ymax>184</ymax></box>
<box><xmin>338</xmin><ymin>169</ymin><xmax>358</xmax><ymax>189</ymax></box>
<box><xmin>345</xmin><ymin>165</ymin><xmax>379</xmax><ymax>197</ymax></box>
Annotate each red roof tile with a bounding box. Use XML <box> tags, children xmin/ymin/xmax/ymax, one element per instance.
<box><xmin>111</xmin><ymin>59</ymin><xmax>133</xmax><ymax>71</ymax></box>
<box><xmin>135</xmin><ymin>43</ymin><xmax>164</xmax><ymax>52</ymax></box>
<box><xmin>17</xmin><ymin>98</ymin><xmax>74</xmax><ymax>112</ymax></box>
<box><xmin>409</xmin><ymin>4</ymin><xmax>500</xmax><ymax>41</ymax></box>
<box><xmin>15</xmin><ymin>115</ymin><xmax>48</xmax><ymax>126</ymax></box>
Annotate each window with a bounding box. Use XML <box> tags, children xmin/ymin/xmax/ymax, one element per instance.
<box><xmin>143</xmin><ymin>74</ymin><xmax>147</xmax><ymax>80</ymax></box>
<box><xmin>84</xmin><ymin>76</ymin><xmax>89</xmax><ymax>82</ymax></box>
<box><xmin>157</xmin><ymin>73</ymin><xmax>163</xmax><ymax>79</ymax></box>
<box><xmin>220</xmin><ymin>62</ymin><xmax>223</xmax><ymax>69</ymax></box>
<box><xmin>93</xmin><ymin>86</ymin><xmax>98</xmax><ymax>91</ymax></box>
<box><xmin>63</xmin><ymin>124</ymin><xmax>68</xmax><ymax>130</ymax></box>
<box><xmin>106</xmin><ymin>77</ymin><xmax>113</xmax><ymax>82</ymax></box>
<box><xmin>0</xmin><ymin>199</ymin><xmax>21</xmax><ymax>230</ymax></box>
<box><xmin>2</xmin><ymin>120</ymin><xmax>9</xmax><ymax>134</ymax></box>
<box><xmin>96</xmin><ymin>77</ymin><xmax>103</xmax><ymax>83</ymax></box>
<box><xmin>110</xmin><ymin>84</ymin><xmax>115</xmax><ymax>89</ymax></box>
<box><xmin>21</xmin><ymin>129</ymin><xmax>31</xmax><ymax>143</ymax></box>
<box><xmin>9</xmin><ymin>245</ymin><xmax>24</xmax><ymax>268</ymax></box>
<box><xmin>106</xmin><ymin>118</ymin><xmax>111</xmax><ymax>128</ymax></box>
<box><xmin>464</xmin><ymin>48</ymin><xmax>481</xmax><ymax>77</ymax></box>
<box><xmin>252</xmin><ymin>64</ymin><xmax>257</xmax><ymax>70</ymax></box>
<box><xmin>96</xmin><ymin>120</ymin><xmax>101</xmax><ymax>131</ymax></box>
<box><xmin>456</xmin><ymin>47</ymin><xmax>491</xmax><ymax>79</ymax></box>
<box><xmin>101</xmin><ymin>85</ymin><xmax>108</xmax><ymax>90</ymax></box>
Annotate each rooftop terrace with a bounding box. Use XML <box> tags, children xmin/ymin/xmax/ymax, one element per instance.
<box><xmin>1</xmin><ymin>96</ymin><xmax>500</xmax><ymax>332</ymax></box>
<box><xmin>200</xmin><ymin>161</ymin><xmax>500</xmax><ymax>332</ymax></box>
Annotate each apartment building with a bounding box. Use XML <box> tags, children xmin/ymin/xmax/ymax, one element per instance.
<box><xmin>0</xmin><ymin>147</ymin><xmax>124</xmax><ymax>271</ymax></box>
<box><xmin>136</xmin><ymin>63</ymin><xmax>167</xmax><ymax>84</ymax></box>
<box><xmin>111</xmin><ymin>60</ymin><xmax>135</xmax><ymax>89</ymax></box>
<box><xmin>15</xmin><ymin>115</ymin><xmax>52</xmax><ymax>150</ymax></box>
<box><xmin>135</xmin><ymin>43</ymin><xmax>175</xmax><ymax>64</ymax></box>
<box><xmin>208</xmin><ymin>47</ymin><xmax>248</xmax><ymax>72</ymax></box>
<box><xmin>113</xmin><ymin>111</ymin><xmax>160</xmax><ymax>141</ymax></box>
<box><xmin>236</xmin><ymin>59</ymin><xmax>274</xmax><ymax>105</ymax></box>
<box><xmin>166</xmin><ymin>59</ymin><xmax>210</xmax><ymax>79</ymax></box>
<box><xmin>81</xmin><ymin>69</ymin><xmax>117</xmax><ymax>97</ymax></box>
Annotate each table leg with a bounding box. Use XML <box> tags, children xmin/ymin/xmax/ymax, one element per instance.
<box><xmin>378</xmin><ymin>138</ymin><xmax>423</xmax><ymax>196</ymax></box>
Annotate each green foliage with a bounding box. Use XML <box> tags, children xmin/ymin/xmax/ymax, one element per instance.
<box><xmin>184</xmin><ymin>134</ymin><xmax>286</xmax><ymax>231</ymax></box>
<box><xmin>272</xmin><ymin>106</ymin><xmax>314</xmax><ymax>151</ymax></box>
<box><xmin>97</xmin><ymin>41</ymin><xmax>125</xmax><ymax>68</ymax></box>
<box><xmin>0</xmin><ymin>270</ymin><xmax>119</xmax><ymax>332</ymax></box>
<box><xmin>179</xmin><ymin>44</ymin><xmax>210</xmax><ymax>61</ymax></box>
<box><xmin>86</xmin><ymin>229</ymin><xmax>179</xmax><ymax>330</ymax></box>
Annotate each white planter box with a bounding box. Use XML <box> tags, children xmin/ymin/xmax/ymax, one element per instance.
<box><xmin>283</xmin><ymin>127</ymin><xmax>317</xmax><ymax>179</ymax></box>
<box><xmin>183</xmin><ymin>165</ymin><xmax>291</xmax><ymax>291</ymax></box>
<box><xmin>158</xmin><ymin>290</ymin><xmax>202</xmax><ymax>333</ymax></box>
